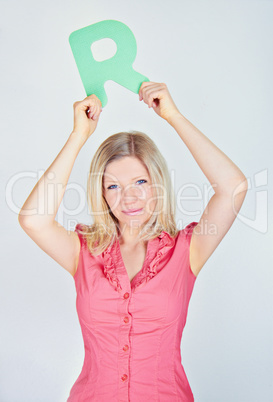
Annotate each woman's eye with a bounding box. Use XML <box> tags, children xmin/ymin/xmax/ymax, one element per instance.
<box><xmin>136</xmin><ymin>179</ymin><xmax>147</xmax><ymax>185</ymax></box>
<box><xmin>107</xmin><ymin>180</ymin><xmax>147</xmax><ymax>190</ymax></box>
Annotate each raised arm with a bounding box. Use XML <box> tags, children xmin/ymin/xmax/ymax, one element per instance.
<box><xmin>18</xmin><ymin>95</ymin><xmax>102</xmax><ymax>276</ymax></box>
<box><xmin>139</xmin><ymin>81</ymin><xmax>248</xmax><ymax>276</ymax></box>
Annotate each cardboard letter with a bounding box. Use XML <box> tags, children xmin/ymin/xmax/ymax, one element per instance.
<box><xmin>69</xmin><ymin>20</ymin><xmax>149</xmax><ymax>107</ymax></box>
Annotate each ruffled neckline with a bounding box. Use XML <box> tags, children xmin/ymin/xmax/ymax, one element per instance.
<box><xmin>102</xmin><ymin>231</ymin><xmax>176</xmax><ymax>292</ymax></box>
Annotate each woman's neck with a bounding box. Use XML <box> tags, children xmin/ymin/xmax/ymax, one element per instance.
<box><xmin>118</xmin><ymin>224</ymin><xmax>143</xmax><ymax>247</ymax></box>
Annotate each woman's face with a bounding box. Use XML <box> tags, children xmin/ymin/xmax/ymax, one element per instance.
<box><xmin>103</xmin><ymin>156</ymin><xmax>157</xmax><ymax>232</ymax></box>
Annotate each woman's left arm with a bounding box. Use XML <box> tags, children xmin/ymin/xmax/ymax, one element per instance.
<box><xmin>139</xmin><ymin>81</ymin><xmax>248</xmax><ymax>277</ymax></box>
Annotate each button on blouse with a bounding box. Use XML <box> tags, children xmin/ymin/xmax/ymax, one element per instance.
<box><xmin>67</xmin><ymin>222</ymin><xmax>198</xmax><ymax>402</ymax></box>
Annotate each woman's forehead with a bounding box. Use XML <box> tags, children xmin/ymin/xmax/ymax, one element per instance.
<box><xmin>103</xmin><ymin>156</ymin><xmax>149</xmax><ymax>182</ymax></box>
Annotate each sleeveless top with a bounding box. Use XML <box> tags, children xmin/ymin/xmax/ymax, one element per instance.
<box><xmin>67</xmin><ymin>221</ymin><xmax>198</xmax><ymax>402</ymax></box>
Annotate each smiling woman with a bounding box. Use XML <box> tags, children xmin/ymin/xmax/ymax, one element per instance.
<box><xmin>79</xmin><ymin>130</ymin><xmax>178</xmax><ymax>255</ymax></box>
<box><xmin>18</xmin><ymin>81</ymin><xmax>248</xmax><ymax>401</ymax></box>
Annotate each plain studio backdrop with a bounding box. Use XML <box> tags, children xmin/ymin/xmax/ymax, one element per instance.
<box><xmin>1</xmin><ymin>0</ymin><xmax>272</xmax><ymax>401</ymax></box>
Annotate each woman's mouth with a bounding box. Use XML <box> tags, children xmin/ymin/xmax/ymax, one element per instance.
<box><xmin>122</xmin><ymin>208</ymin><xmax>143</xmax><ymax>216</ymax></box>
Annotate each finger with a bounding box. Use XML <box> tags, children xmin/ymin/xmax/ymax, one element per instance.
<box><xmin>85</xmin><ymin>97</ymin><xmax>102</xmax><ymax>119</ymax></box>
<box><xmin>143</xmin><ymin>88</ymin><xmax>163</xmax><ymax>108</ymax></box>
<box><xmin>93</xmin><ymin>98</ymin><xmax>103</xmax><ymax>118</ymax></box>
<box><xmin>91</xmin><ymin>95</ymin><xmax>102</xmax><ymax>110</ymax></box>
<box><xmin>80</xmin><ymin>95</ymin><xmax>102</xmax><ymax>112</ymax></box>
<box><xmin>139</xmin><ymin>81</ymin><xmax>154</xmax><ymax>100</ymax></box>
<box><xmin>86</xmin><ymin>105</ymin><xmax>95</xmax><ymax>119</ymax></box>
<box><xmin>140</xmin><ymin>83</ymin><xmax>162</xmax><ymax>105</ymax></box>
<box><xmin>92</xmin><ymin>105</ymin><xmax>103</xmax><ymax>120</ymax></box>
<box><xmin>76</xmin><ymin>100</ymin><xmax>96</xmax><ymax>116</ymax></box>
<box><xmin>139</xmin><ymin>81</ymin><xmax>156</xmax><ymax>90</ymax></box>
<box><xmin>91</xmin><ymin>106</ymin><xmax>99</xmax><ymax>120</ymax></box>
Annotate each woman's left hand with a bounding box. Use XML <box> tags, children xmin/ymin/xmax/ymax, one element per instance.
<box><xmin>139</xmin><ymin>82</ymin><xmax>181</xmax><ymax>122</ymax></box>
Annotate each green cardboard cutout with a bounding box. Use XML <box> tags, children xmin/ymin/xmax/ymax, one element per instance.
<box><xmin>69</xmin><ymin>20</ymin><xmax>149</xmax><ymax>108</ymax></box>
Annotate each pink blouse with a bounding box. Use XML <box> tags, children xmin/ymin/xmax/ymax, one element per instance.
<box><xmin>67</xmin><ymin>221</ymin><xmax>198</xmax><ymax>402</ymax></box>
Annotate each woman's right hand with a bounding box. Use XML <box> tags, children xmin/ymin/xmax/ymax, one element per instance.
<box><xmin>72</xmin><ymin>94</ymin><xmax>103</xmax><ymax>142</ymax></box>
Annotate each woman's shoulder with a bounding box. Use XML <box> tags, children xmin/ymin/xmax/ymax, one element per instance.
<box><xmin>74</xmin><ymin>223</ymin><xmax>92</xmax><ymax>248</ymax></box>
<box><xmin>177</xmin><ymin>222</ymin><xmax>199</xmax><ymax>245</ymax></box>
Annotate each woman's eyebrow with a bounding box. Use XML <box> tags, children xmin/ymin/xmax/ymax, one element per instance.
<box><xmin>131</xmin><ymin>175</ymin><xmax>149</xmax><ymax>181</ymax></box>
<box><xmin>104</xmin><ymin>175</ymin><xmax>148</xmax><ymax>184</ymax></box>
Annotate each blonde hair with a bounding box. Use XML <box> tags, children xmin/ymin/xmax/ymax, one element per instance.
<box><xmin>77</xmin><ymin>131</ymin><xmax>178</xmax><ymax>255</ymax></box>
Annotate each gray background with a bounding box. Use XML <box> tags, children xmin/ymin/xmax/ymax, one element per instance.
<box><xmin>1</xmin><ymin>0</ymin><xmax>272</xmax><ymax>401</ymax></box>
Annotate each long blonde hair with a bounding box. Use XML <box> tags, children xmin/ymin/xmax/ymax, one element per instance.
<box><xmin>77</xmin><ymin>131</ymin><xmax>178</xmax><ymax>255</ymax></box>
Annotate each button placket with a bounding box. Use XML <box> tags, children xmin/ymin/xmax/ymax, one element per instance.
<box><xmin>118</xmin><ymin>286</ymin><xmax>132</xmax><ymax>399</ymax></box>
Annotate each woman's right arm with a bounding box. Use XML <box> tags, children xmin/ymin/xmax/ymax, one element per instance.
<box><xmin>18</xmin><ymin>95</ymin><xmax>102</xmax><ymax>276</ymax></box>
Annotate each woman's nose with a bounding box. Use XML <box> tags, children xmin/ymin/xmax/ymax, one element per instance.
<box><xmin>122</xmin><ymin>185</ymin><xmax>144</xmax><ymax>202</ymax></box>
